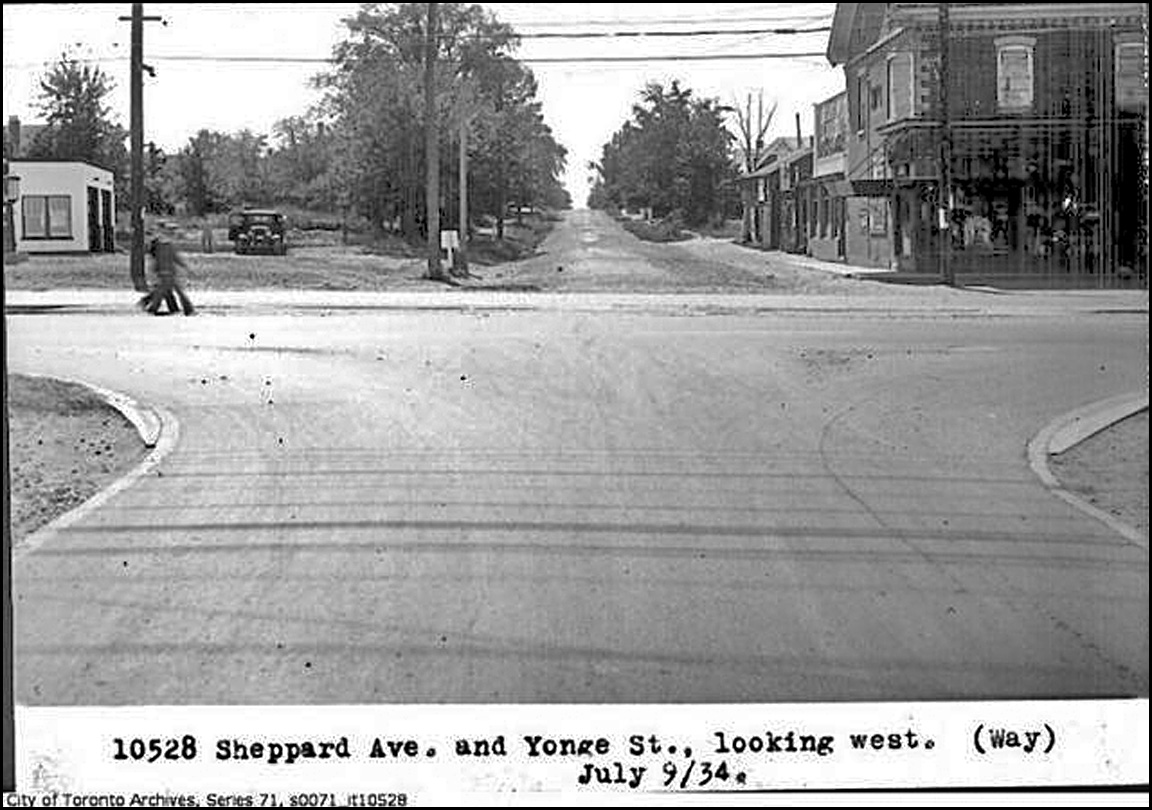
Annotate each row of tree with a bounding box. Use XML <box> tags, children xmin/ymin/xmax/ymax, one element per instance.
<box><xmin>4</xmin><ymin>3</ymin><xmax>571</xmax><ymax>240</ymax></box>
<box><xmin>587</xmin><ymin>80</ymin><xmax>739</xmax><ymax>227</ymax></box>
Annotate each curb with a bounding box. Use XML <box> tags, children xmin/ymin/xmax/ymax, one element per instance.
<box><xmin>1027</xmin><ymin>391</ymin><xmax>1149</xmax><ymax>550</ymax></box>
<box><xmin>1047</xmin><ymin>392</ymin><xmax>1149</xmax><ymax>454</ymax></box>
<box><xmin>13</xmin><ymin>377</ymin><xmax>180</xmax><ymax>559</ymax></box>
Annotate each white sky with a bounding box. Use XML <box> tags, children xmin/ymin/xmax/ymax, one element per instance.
<box><xmin>2</xmin><ymin>2</ymin><xmax>843</xmax><ymax>206</ymax></box>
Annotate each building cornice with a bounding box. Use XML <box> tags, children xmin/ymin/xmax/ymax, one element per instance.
<box><xmin>889</xmin><ymin>3</ymin><xmax>1147</xmax><ymax>29</ymax></box>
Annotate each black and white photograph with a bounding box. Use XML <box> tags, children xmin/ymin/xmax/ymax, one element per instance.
<box><xmin>3</xmin><ymin>2</ymin><xmax>1148</xmax><ymax>803</ymax></box>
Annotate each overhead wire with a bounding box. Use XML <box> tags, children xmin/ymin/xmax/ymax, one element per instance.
<box><xmin>3</xmin><ymin>14</ymin><xmax>834</xmax><ymax>71</ymax></box>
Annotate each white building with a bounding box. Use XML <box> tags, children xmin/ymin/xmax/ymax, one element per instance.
<box><xmin>9</xmin><ymin>159</ymin><xmax>116</xmax><ymax>254</ymax></box>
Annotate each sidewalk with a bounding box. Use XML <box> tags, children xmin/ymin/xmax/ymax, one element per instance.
<box><xmin>744</xmin><ymin>243</ymin><xmax>1149</xmax><ymax>292</ymax></box>
<box><xmin>5</xmin><ymin>285</ymin><xmax>1148</xmax><ymax>319</ymax></box>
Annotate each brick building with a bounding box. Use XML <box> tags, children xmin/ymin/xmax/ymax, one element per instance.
<box><xmin>827</xmin><ymin>2</ymin><xmax>1148</xmax><ymax>284</ymax></box>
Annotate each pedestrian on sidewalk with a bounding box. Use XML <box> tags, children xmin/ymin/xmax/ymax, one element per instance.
<box><xmin>139</xmin><ymin>235</ymin><xmax>196</xmax><ymax>316</ymax></box>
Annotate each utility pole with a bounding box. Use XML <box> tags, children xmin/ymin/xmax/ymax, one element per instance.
<box><xmin>457</xmin><ymin>114</ymin><xmax>469</xmax><ymax>276</ymax></box>
<box><xmin>938</xmin><ymin>1</ymin><xmax>954</xmax><ymax>285</ymax></box>
<box><xmin>424</xmin><ymin>2</ymin><xmax>443</xmax><ymax>280</ymax></box>
<box><xmin>119</xmin><ymin>3</ymin><xmax>161</xmax><ymax>292</ymax></box>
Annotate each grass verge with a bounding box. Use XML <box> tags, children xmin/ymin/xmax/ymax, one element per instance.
<box><xmin>6</xmin><ymin>374</ymin><xmax>146</xmax><ymax>545</ymax></box>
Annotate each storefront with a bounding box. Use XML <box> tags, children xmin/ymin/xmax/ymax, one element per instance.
<box><xmin>881</xmin><ymin>102</ymin><xmax>1145</xmax><ymax>284</ymax></box>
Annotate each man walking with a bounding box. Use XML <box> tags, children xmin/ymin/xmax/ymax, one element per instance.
<box><xmin>140</xmin><ymin>235</ymin><xmax>196</xmax><ymax>316</ymax></box>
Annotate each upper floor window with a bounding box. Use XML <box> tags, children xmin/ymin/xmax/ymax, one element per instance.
<box><xmin>996</xmin><ymin>36</ymin><xmax>1035</xmax><ymax>113</ymax></box>
<box><xmin>855</xmin><ymin>76</ymin><xmax>868</xmax><ymax>132</ymax></box>
<box><xmin>870</xmin><ymin>85</ymin><xmax>884</xmax><ymax>113</ymax></box>
<box><xmin>1115</xmin><ymin>34</ymin><xmax>1147</xmax><ymax>111</ymax></box>
<box><xmin>887</xmin><ymin>52</ymin><xmax>914</xmax><ymax>121</ymax></box>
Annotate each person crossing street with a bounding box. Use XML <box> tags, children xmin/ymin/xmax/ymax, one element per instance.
<box><xmin>139</xmin><ymin>234</ymin><xmax>196</xmax><ymax>316</ymax></box>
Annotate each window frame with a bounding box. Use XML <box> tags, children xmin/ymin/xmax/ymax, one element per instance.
<box><xmin>886</xmin><ymin>52</ymin><xmax>914</xmax><ymax>122</ymax></box>
<box><xmin>1115</xmin><ymin>36</ymin><xmax>1147</xmax><ymax>111</ymax></box>
<box><xmin>855</xmin><ymin>75</ymin><xmax>868</xmax><ymax>133</ymax></box>
<box><xmin>21</xmin><ymin>194</ymin><xmax>73</xmax><ymax>240</ymax></box>
<box><xmin>995</xmin><ymin>35</ymin><xmax>1036</xmax><ymax>113</ymax></box>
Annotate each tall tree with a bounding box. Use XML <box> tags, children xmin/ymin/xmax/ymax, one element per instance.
<box><xmin>143</xmin><ymin>141</ymin><xmax>181</xmax><ymax>215</ymax></box>
<box><xmin>28</xmin><ymin>52</ymin><xmax>129</xmax><ymax>204</ymax></box>
<box><xmin>590</xmin><ymin>80</ymin><xmax>734</xmax><ymax>227</ymax></box>
<box><xmin>732</xmin><ymin>91</ymin><xmax>777</xmax><ymax>241</ymax></box>
<box><xmin>268</xmin><ymin>115</ymin><xmax>336</xmax><ymax>208</ymax></box>
<box><xmin>316</xmin><ymin>3</ymin><xmax>567</xmax><ymax>241</ymax></box>
<box><xmin>176</xmin><ymin>130</ymin><xmax>223</xmax><ymax>216</ymax></box>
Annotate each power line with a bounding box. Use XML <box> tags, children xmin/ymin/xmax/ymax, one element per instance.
<box><xmin>512</xmin><ymin>25</ymin><xmax>831</xmax><ymax>39</ymax></box>
<box><xmin>4</xmin><ymin>50</ymin><xmax>832</xmax><ymax>69</ymax></box>
<box><xmin>521</xmin><ymin>52</ymin><xmax>828</xmax><ymax>65</ymax></box>
<box><xmin>510</xmin><ymin>12</ymin><xmax>833</xmax><ymax>28</ymax></box>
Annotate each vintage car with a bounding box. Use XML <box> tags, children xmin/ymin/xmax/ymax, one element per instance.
<box><xmin>228</xmin><ymin>209</ymin><xmax>288</xmax><ymax>255</ymax></box>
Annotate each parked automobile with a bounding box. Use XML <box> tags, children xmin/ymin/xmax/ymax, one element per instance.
<box><xmin>228</xmin><ymin>209</ymin><xmax>288</xmax><ymax>255</ymax></box>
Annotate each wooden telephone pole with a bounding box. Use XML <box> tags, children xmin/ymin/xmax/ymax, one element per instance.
<box><xmin>457</xmin><ymin>114</ymin><xmax>469</xmax><ymax>275</ymax></box>
<box><xmin>119</xmin><ymin>3</ymin><xmax>162</xmax><ymax>292</ymax></box>
<box><xmin>938</xmin><ymin>2</ymin><xmax>955</xmax><ymax>285</ymax></box>
<box><xmin>424</xmin><ymin>2</ymin><xmax>444</xmax><ymax>280</ymax></box>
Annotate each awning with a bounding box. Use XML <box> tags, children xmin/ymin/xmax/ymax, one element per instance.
<box><xmin>823</xmin><ymin>179</ymin><xmax>854</xmax><ymax>197</ymax></box>
<box><xmin>849</xmin><ymin>179</ymin><xmax>894</xmax><ymax>197</ymax></box>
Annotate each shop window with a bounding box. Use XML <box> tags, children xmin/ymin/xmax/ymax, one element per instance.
<box><xmin>868</xmin><ymin>200</ymin><xmax>889</xmax><ymax>236</ymax></box>
<box><xmin>820</xmin><ymin>188</ymin><xmax>830</xmax><ymax>238</ymax></box>
<box><xmin>22</xmin><ymin>194</ymin><xmax>71</xmax><ymax>239</ymax></box>
<box><xmin>996</xmin><ymin>36</ymin><xmax>1035</xmax><ymax>113</ymax></box>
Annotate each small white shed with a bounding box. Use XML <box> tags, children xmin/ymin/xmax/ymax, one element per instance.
<box><xmin>10</xmin><ymin>159</ymin><xmax>116</xmax><ymax>254</ymax></box>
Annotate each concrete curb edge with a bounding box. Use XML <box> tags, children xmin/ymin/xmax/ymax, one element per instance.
<box><xmin>13</xmin><ymin>376</ymin><xmax>180</xmax><ymax>559</ymax></box>
<box><xmin>1027</xmin><ymin>391</ymin><xmax>1149</xmax><ymax>550</ymax></box>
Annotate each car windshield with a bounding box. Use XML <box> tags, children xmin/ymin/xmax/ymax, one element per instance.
<box><xmin>245</xmin><ymin>214</ymin><xmax>279</xmax><ymax>225</ymax></box>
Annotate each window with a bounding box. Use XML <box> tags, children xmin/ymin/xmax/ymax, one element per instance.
<box><xmin>817</xmin><ymin>94</ymin><xmax>847</xmax><ymax>157</ymax></box>
<box><xmin>48</xmin><ymin>195</ymin><xmax>71</xmax><ymax>237</ymax></box>
<box><xmin>996</xmin><ymin>36</ymin><xmax>1035</xmax><ymax>112</ymax></box>
<box><xmin>870</xmin><ymin>85</ymin><xmax>884</xmax><ymax>114</ymax></box>
<box><xmin>22</xmin><ymin>196</ymin><xmax>46</xmax><ymax>238</ymax></box>
<box><xmin>868</xmin><ymin>199</ymin><xmax>889</xmax><ymax>236</ymax></box>
<box><xmin>886</xmin><ymin>52</ymin><xmax>913</xmax><ymax>121</ymax></box>
<box><xmin>855</xmin><ymin>76</ymin><xmax>868</xmax><ymax>132</ymax></box>
<box><xmin>22</xmin><ymin>194</ymin><xmax>72</xmax><ymax>239</ymax></box>
<box><xmin>820</xmin><ymin>187</ymin><xmax>830</xmax><ymax>238</ymax></box>
<box><xmin>1115</xmin><ymin>36</ymin><xmax>1147</xmax><ymax>111</ymax></box>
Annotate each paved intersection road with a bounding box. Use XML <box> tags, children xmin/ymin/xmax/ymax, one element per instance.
<box><xmin>8</xmin><ymin>218</ymin><xmax>1149</xmax><ymax>705</ymax></box>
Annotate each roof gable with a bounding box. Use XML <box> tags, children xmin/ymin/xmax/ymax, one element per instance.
<box><xmin>827</xmin><ymin>2</ymin><xmax>888</xmax><ymax>66</ymax></box>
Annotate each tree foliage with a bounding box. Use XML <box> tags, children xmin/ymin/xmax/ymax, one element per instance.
<box><xmin>23</xmin><ymin>52</ymin><xmax>129</xmax><ymax>203</ymax></box>
<box><xmin>315</xmin><ymin>2</ymin><xmax>569</xmax><ymax>239</ymax></box>
<box><xmin>588</xmin><ymin>80</ymin><xmax>735</xmax><ymax>227</ymax></box>
<box><xmin>15</xmin><ymin>6</ymin><xmax>571</xmax><ymax>231</ymax></box>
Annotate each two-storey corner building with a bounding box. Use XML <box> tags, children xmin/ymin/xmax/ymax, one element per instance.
<box><xmin>828</xmin><ymin>2</ymin><xmax>1148</xmax><ymax>285</ymax></box>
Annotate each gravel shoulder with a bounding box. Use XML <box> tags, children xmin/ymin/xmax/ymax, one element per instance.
<box><xmin>6</xmin><ymin>374</ymin><xmax>147</xmax><ymax>545</ymax></box>
<box><xmin>1048</xmin><ymin>410</ymin><xmax>1149</xmax><ymax>536</ymax></box>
